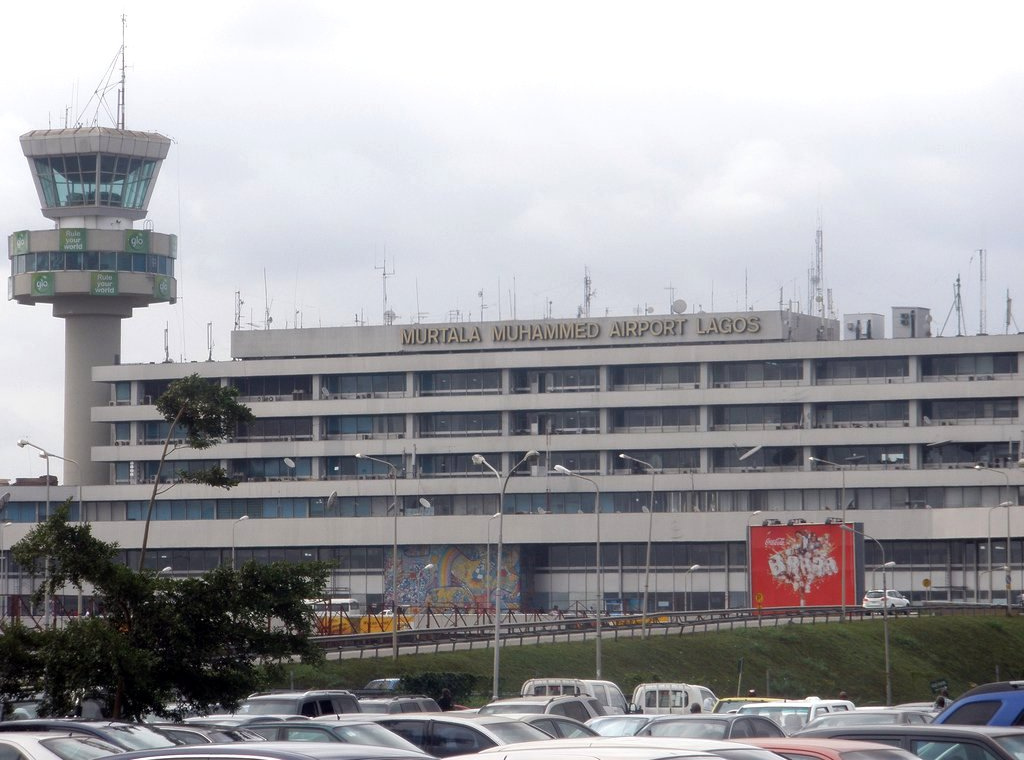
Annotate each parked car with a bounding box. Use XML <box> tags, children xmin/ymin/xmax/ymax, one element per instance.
<box><xmin>737</xmin><ymin>699</ymin><xmax>855</xmax><ymax>733</ymax></box>
<box><xmin>468</xmin><ymin>735</ymin><xmax>788</xmax><ymax>760</ymax></box>
<box><xmin>794</xmin><ymin>723</ymin><xmax>1024</xmax><ymax>760</ymax></box>
<box><xmin>587</xmin><ymin>715</ymin><xmax>660</xmax><ymax>736</ymax></box>
<box><xmin>632</xmin><ymin>684</ymin><xmax>718</xmax><ymax>715</ymax></box>
<box><xmin>236</xmin><ymin>691</ymin><xmax>362</xmax><ymax>718</ymax></box>
<box><xmin>0</xmin><ymin>731</ymin><xmax>124</xmax><ymax>760</ymax></box>
<box><xmin>186</xmin><ymin>716</ymin><xmax>309</xmax><ymax>727</ymax></box>
<box><xmin>478</xmin><ymin>696</ymin><xmax>605</xmax><ymax>722</ymax></box>
<box><xmin>501</xmin><ymin>714</ymin><xmax>598</xmax><ymax>739</ymax></box>
<box><xmin>520</xmin><ymin>679</ymin><xmax>629</xmax><ymax>715</ymax></box>
<box><xmin>111</xmin><ymin>742</ymin><xmax>431</xmax><ymax>760</ymax></box>
<box><xmin>245</xmin><ymin>720</ymin><xmax>426</xmax><ymax>753</ymax></box>
<box><xmin>711</xmin><ymin>698</ymin><xmax>778</xmax><ymax>714</ymax></box>
<box><xmin>0</xmin><ymin>720</ymin><xmax>180</xmax><ymax>751</ymax></box>
<box><xmin>371</xmin><ymin>713</ymin><xmax>551</xmax><ymax>758</ymax></box>
<box><xmin>862</xmin><ymin>589</ymin><xmax>911</xmax><ymax>611</ymax></box>
<box><xmin>356</xmin><ymin>698</ymin><xmax>440</xmax><ymax>715</ymax></box>
<box><xmin>634</xmin><ymin>714</ymin><xmax>786</xmax><ymax>740</ymax></box>
<box><xmin>932</xmin><ymin>681</ymin><xmax>1024</xmax><ymax>726</ymax></box>
<box><xmin>799</xmin><ymin>707</ymin><xmax>934</xmax><ymax>730</ymax></box>
<box><xmin>744</xmin><ymin>736</ymin><xmax>922</xmax><ymax>760</ymax></box>
<box><xmin>146</xmin><ymin>724</ymin><xmax>266</xmax><ymax>744</ymax></box>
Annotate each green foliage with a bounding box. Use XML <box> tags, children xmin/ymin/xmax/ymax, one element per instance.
<box><xmin>7</xmin><ymin>508</ymin><xmax>330</xmax><ymax>720</ymax></box>
<box><xmin>291</xmin><ymin>614</ymin><xmax>1024</xmax><ymax>707</ymax></box>
<box><xmin>155</xmin><ymin>374</ymin><xmax>254</xmax><ymax>450</ymax></box>
<box><xmin>399</xmin><ymin>672</ymin><xmax>479</xmax><ymax>704</ymax></box>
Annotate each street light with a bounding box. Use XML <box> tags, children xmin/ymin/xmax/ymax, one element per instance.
<box><xmin>745</xmin><ymin>511</ymin><xmax>762</xmax><ymax>608</ymax></box>
<box><xmin>553</xmin><ymin>464</ymin><xmax>603</xmax><ymax>679</ymax></box>
<box><xmin>355</xmin><ymin>452</ymin><xmax>401</xmax><ymax>659</ymax></box>
<box><xmin>618</xmin><ymin>453</ymin><xmax>656</xmax><ymax>638</ymax></box>
<box><xmin>473</xmin><ymin>451</ymin><xmax>539</xmax><ymax>700</ymax></box>
<box><xmin>843</xmin><ymin>524</ymin><xmax>893</xmax><ymax>705</ymax></box>
<box><xmin>684</xmin><ymin>564</ymin><xmax>701</xmax><ymax>612</ymax></box>
<box><xmin>484</xmin><ymin>512</ymin><xmax>500</xmax><ymax>612</ymax></box>
<box><xmin>231</xmin><ymin>515</ymin><xmax>249</xmax><ymax>569</ymax></box>
<box><xmin>976</xmin><ymin>465</ymin><xmax>1015</xmax><ymax>616</ymax></box>
<box><xmin>0</xmin><ymin>518</ymin><xmax>11</xmax><ymax>622</ymax></box>
<box><xmin>809</xmin><ymin>456</ymin><xmax>859</xmax><ymax>620</ymax></box>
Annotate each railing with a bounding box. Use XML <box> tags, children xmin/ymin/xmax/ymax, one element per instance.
<box><xmin>313</xmin><ymin>603</ymin><xmax>1006</xmax><ymax>660</ymax></box>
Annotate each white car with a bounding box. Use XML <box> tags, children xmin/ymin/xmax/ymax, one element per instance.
<box><xmin>862</xmin><ymin>589</ymin><xmax>911</xmax><ymax>611</ymax></box>
<box><xmin>0</xmin><ymin>731</ymin><xmax>123</xmax><ymax>760</ymax></box>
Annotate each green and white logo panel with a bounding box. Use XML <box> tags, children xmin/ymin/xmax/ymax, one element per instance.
<box><xmin>59</xmin><ymin>228</ymin><xmax>86</xmax><ymax>252</ymax></box>
<box><xmin>125</xmin><ymin>230</ymin><xmax>149</xmax><ymax>253</ymax></box>
<box><xmin>31</xmin><ymin>272</ymin><xmax>54</xmax><ymax>296</ymax></box>
<box><xmin>91</xmin><ymin>272</ymin><xmax>119</xmax><ymax>296</ymax></box>
<box><xmin>153</xmin><ymin>275</ymin><xmax>172</xmax><ymax>301</ymax></box>
<box><xmin>13</xmin><ymin>231</ymin><xmax>29</xmax><ymax>255</ymax></box>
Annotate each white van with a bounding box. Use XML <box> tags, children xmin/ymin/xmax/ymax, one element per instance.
<box><xmin>737</xmin><ymin>697</ymin><xmax>856</xmax><ymax>733</ymax></box>
<box><xmin>520</xmin><ymin>678</ymin><xmax>629</xmax><ymax>714</ymax></box>
<box><xmin>631</xmin><ymin>682</ymin><xmax>718</xmax><ymax>714</ymax></box>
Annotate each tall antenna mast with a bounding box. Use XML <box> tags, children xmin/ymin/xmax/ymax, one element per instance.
<box><xmin>376</xmin><ymin>253</ymin><xmax>395</xmax><ymax>325</ymax></box>
<box><xmin>978</xmin><ymin>248</ymin><xmax>987</xmax><ymax>334</ymax></box>
<box><xmin>813</xmin><ymin>214</ymin><xmax>825</xmax><ymax>318</ymax></box>
<box><xmin>580</xmin><ymin>267</ymin><xmax>595</xmax><ymax>318</ymax></box>
<box><xmin>117</xmin><ymin>14</ymin><xmax>127</xmax><ymax>129</ymax></box>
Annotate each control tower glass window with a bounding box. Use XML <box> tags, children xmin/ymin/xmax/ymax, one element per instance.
<box><xmin>33</xmin><ymin>153</ymin><xmax>158</xmax><ymax>210</ymax></box>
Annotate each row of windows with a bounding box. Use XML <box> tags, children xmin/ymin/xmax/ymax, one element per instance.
<box><xmin>120</xmin><ymin>352</ymin><xmax>1022</xmax><ymax>407</ymax></box>
<box><xmin>33</xmin><ymin>154</ymin><xmax>157</xmax><ymax>209</ymax></box>
<box><xmin>13</xmin><ymin>251</ymin><xmax>174</xmax><ymax>276</ymax></box>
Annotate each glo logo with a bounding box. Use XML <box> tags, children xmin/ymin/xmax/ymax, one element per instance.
<box><xmin>32</xmin><ymin>273</ymin><xmax>53</xmax><ymax>296</ymax></box>
<box><xmin>126</xmin><ymin>230</ymin><xmax>148</xmax><ymax>253</ymax></box>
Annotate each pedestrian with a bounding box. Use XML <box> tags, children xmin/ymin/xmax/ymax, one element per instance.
<box><xmin>438</xmin><ymin>688</ymin><xmax>453</xmax><ymax>711</ymax></box>
<box><xmin>838</xmin><ymin>691</ymin><xmax>848</xmax><ymax>700</ymax></box>
<box><xmin>689</xmin><ymin>702</ymin><xmax>702</xmax><ymax>713</ymax></box>
<box><xmin>747</xmin><ymin>688</ymin><xmax>758</xmax><ymax>697</ymax></box>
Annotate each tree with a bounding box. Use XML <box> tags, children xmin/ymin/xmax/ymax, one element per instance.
<box><xmin>10</xmin><ymin>505</ymin><xmax>328</xmax><ymax>720</ymax></box>
<box><xmin>139</xmin><ymin>374</ymin><xmax>255</xmax><ymax>569</ymax></box>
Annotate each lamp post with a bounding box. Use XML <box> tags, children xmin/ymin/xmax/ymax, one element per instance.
<box><xmin>843</xmin><ymin>524</ymin><xmax>894</xmax><ymax>705</ymax></box>
<box><xmin>355</xmin><ymin>452</ymin><xmax>401</xmax><ymax>659</ymax></box>
<box><xmin>553</xmin><ymin>464</ymin><xmax>603</xmax><ymax>679</ymax></box>
<box><xmin>484</xmin><ymin>512</ymin><xmax>500</xmax><ymax>612</ymax></box>
<box><xmin>231</xmin><ymin>514</ymin><xmax>249</xmax><ymax>569</ymax></box>
<box><xmin>809</xmin><ymin>456</ymin><xmax>856</xmax><ymax>620</ymax></box>
<box><xmin>684</xmin><ymin>563</ymin><xmax>701</xmax><ymax>612</ymax></box>
<box><xmin>0</xmin><ymin>519</ymin><xmax>11</xmax><ymax>622</ymax></box>
<box><xmin>618</xmin><ymin>453</ymin><xmax>656</xmax><ymax>638</ymax></box>
<box><xmin>473</xmin><ymin>451</ymin><xmax>539</xmax><ymax>700</ymax></box>
<box><xmin>976</xmin><ymin>465</ymin><xmax>1015</xmax><ymax>616</ymax></box>
<box><xmin>745</xmin><ymin>511</ymin><xmax>762</xmax><ymax>608</ymax></box>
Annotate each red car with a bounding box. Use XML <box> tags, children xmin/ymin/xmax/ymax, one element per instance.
<box><xmin>745</xmin><ymin>736</ymin><xmax>921</xmax><ymax>760</ymax></box>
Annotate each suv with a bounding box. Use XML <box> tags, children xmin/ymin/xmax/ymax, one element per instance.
<box><xmin>520</xmin><ymin>679</ymin><xmax>628</xmax><ymax>715</ymax></box>
<box><xmin>862</xmin><ymin>590</ymin><xmax>911</xmax><ymax>611</ymax></box>
<box><xmin>357</xmin><ymin>697</ymin><xmax>441</xmax><ymax>714</ymax></box>
<box><xmin>738</xmin><ymin>698</ymin><xmax>855</xmax><ymax>733</ymax></box>
<box><xmin>478</xmin><ymin>696</ymin><xmax>605</xmax><ymax>723</ymax></box>
<box><xmin>933</xmin><ymin>681</ymin><xmax>1024</xmax><ymax>726</ymax></box>
<box><xmin>236</xmin><ymin>690</ymin><xmax>361</xmax><ymax>717</ymax></box>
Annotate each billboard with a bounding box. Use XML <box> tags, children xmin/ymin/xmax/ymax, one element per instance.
<box><xmin>750</xmin><ymin>522</ymin><xmax>859</xmax><ymax>608</ymax></box>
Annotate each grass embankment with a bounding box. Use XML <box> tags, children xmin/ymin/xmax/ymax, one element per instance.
<box><xmin>284</xmin><ymin>615</ymin><xmax>1024</xmax><ymax>706</ymax></box>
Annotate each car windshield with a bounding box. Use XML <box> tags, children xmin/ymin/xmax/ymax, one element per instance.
<box><xmin>841</xmin><ymin>751</ymin><xmax>919</xmax><ymax>760</ymax></box>
<box><xmin>589</xmin><ymin>716</ymin><xmax>651</xmax><ymax>736</ymax></box>
<box><xmin>481</xmin><ymin>721</ymin><xmax>552</xmax><ymax>743</ymax></box>
<box><xmin>356</xmin><ymin>703</ymin><xmax>388</xmax><ymax>714</ymax></box>
<box><xmin>40</xmin><ymin>737</ymin><xmax>125</xmax><ymax>760</ymax></box>
<box><xmin>480</xmin><ymin>704</ymin><xmax>545</xmax><ymax>715</ymax></box>
<box><xmin>237</xmin><ymin>699</ymin><xmax>297</xmax><ymax>714</ymax></box>
<box><xmin>330</xmin><ymin>723</ymin><xmax>423</xmax><ymax>751</ymax></box>
<box><xmin>993</xmin><ymin>734</ymin><xmax>1024</xmax><ymax>757</ymax></box>
<box><xmin>97</xmin><ymin>724</ymin><xmax>180</xmax><ymax>749</ymax></box>
<box><xmin>647</xmin><ymin>720</ymin><xmax>728</xmax><ymax>739</ymax></box>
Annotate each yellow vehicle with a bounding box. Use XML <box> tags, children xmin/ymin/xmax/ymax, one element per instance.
<box><xmin>307</xmin><ymin>598</ymin><xmax>413</xmax><ymax>635</ymax></box>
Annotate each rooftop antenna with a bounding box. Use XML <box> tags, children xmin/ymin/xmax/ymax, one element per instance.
<box><xmin>807</xmin><ymin>213</ymin><xmax>825</xmax><ymax>319</ymax></box>
<box><xmin>263</xmin><ymin>269</ymin><xmax>273</xmax><ymax>329</ymax></box>
<box><xmin>940</xmin><ymin>274</ymin><xmax>965</xmax><ymax>337</ymax></box>
<box><xmin>978</xmin><ymin>248</ymin><xmax>987</xmax><ymax>335</ymax></box>
<box><xmin>206</xmin><ymin>322</ymin><xmax>214</xmax><ymax>361</ymax></box>
<box><xmin>1006</xmin><ymin>290</ymin><xmax>1019</xmax><ymax>334</ymax></box>
<box><xmin>478</xmin><ymin>289</ymin><xmax>487</xmax><ymax>321</ymax></box>
<box><xmin>163</xmin><ymin>323</ymin><xmax>170</xmax><ymax>363</ymax></box>
<box><xmin>376</xmin><ymin>253</ymin><xmax>395</xmax><ymax>325</ymax></box>
<box><xmin>117</xmin><ymin>14</ymin><xmax>126</xmax><ymax>129</ymax></box>
<box><xmin>234</xmin><ymin>291</ymin><xmax>244</xmax><ymax>331</ymax></box>
<box><xmin>665</xmin><ymin>283</ymin><xmax>676</xmax><ymax>313</ymax></box>
<box><xmin>579</xmin><ymin>267</ymin><xmax>595</xmax><ymax>318</ymax></box>
<box><xmin>74</xmin><ymin>16</ymin><xmax>128</xmax><ymax>129</ymax></box>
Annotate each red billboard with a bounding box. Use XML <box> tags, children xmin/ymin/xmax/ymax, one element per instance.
<box><xmin>749</xmin><ymin>522</ymin><xmax>858</xmax><ymax>608</ymax></box>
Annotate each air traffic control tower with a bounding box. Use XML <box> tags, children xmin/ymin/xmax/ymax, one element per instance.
<box><xmin>8</xmin><ymin>127</ymin><xmax>176</xmax><ymax>485</ymax></box>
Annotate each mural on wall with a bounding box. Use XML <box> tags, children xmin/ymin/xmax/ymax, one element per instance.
<box><xmin>387</xmin><ymin>544</ymin><xmax>521</xmax><ymax>609</ymax></box>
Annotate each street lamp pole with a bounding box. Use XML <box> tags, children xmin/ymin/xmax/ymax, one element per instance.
<box><xmin>231</xmin><ymin>514</ymin><xmax>249</xmax><ymax>569</ymax></box>
<box><xmin>684</xmin><ymin>564</ymin><xmax>701</xmax><ymax>612</ymax></box>
<box><xmin>356</xmin><ymin>453</ymin><xmax>401</xmax><ymax>659</ymax></box>
<box><xmin>17</xmin><ymin>439</ymin><xmax>64</xmax><ymax>627</ymax></box>
<box><xmin>484</xmin><ymin>512</ymin><xmax>500</xmax><ymax>612</ymax></box>
<box><xmin>553</xmin><ymin>464</ymin><xmax>603</xmax><ymax>679</ymax></box>
<box><xmin>473</xmin><ymin>451</ymin><xmax>539</xmax><ymax>699</ymax></box>
<box><xmin>0</xmin><ymin>518</ymin><xmax>11</xmax><ymax>622</ymax></box>
<box><xmin>976</xmin><ymin>465</ymin><xmax>1015</xmax><ymax>616</ymax></box>
<box><xmin>844</xmin><ymin>524</ymin><xmax>894</xmax><ymax>705</ymax></box>
<box><xmin>809</xmin><ymin>456</ymin><xmax>851</xmax><ymax>620</ymax></box>
<box><xmin>618</xmin><ymin>453</ymin><xmax>656</xmax><ymax>638</ymax></box>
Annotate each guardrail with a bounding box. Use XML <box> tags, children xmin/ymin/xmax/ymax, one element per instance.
<box><xmin>315</xmin><ymin>603</ymin><xmax>1006</xmax><ymax>660</ymax></box>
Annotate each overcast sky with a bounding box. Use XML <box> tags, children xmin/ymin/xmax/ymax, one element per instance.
<box><xmin>2</xmin><ymin>0</ymin><xmax>1023</xmax><ymax>481</ymax></box>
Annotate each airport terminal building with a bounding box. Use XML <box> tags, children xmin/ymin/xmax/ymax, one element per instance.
<box><xmin>5</xmin><ymin>123</ymin><xmax>1023</xmax><ymax>617</ymax></box>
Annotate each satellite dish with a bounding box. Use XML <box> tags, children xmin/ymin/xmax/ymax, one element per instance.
<box><xmin>671</xmin><ymin>299</ymin><xmax>688</xmax><ymax>315</ymax></box>
<box><xmin>283</xmin><ymin>457</ymin><xmax>296</xmax><ymax>469</ymax></box>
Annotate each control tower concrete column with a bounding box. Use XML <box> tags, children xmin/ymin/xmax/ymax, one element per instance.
<box><xmin>8</xmin><ymin>127</ymin><xmax>175</xmax><ymax>486</ymax></box>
